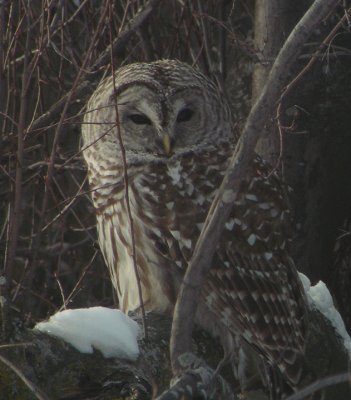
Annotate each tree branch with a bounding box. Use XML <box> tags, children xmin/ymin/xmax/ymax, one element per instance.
<box><xmin>170</xmin><ymin>0</ymin><xmax>340</xmax><ymax>376</ymax></box>
<box><xmin>285</xmin><ymin>373</ymin><xmax>351</xmax><ymax>400</ymax></box>
<box><xmin>29</xmin><ymin>0</ymin><xmax>160</xmax><ymax>134</ymax></box>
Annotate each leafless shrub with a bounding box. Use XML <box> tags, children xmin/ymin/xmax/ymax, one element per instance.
<box><xmin>0</xmin><ymin>0</ymin><xmax>253</xmax><ymax>327</ymax></box>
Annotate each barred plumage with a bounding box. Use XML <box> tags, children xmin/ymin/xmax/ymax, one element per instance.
<box><xmin>82</xmin><ymin>60</ymin><xmax>309</xmax><ymax>398</ymax></box>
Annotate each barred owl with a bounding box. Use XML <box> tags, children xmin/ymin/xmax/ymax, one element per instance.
<box><xmin>82</xmin><ymin>60</ymin><xmax>309</xmax><ymax>398</ymax></box>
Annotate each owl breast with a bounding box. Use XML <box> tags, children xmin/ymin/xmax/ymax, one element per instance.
<box><xmin>92</xmin><ymin>140</ymin><xmax>307</xmax><ymax>389</ymax></box>
<box><xmin>93</xmin><ymin>145</ymin><xmax>230</xmax><ymax>313</ymax></box>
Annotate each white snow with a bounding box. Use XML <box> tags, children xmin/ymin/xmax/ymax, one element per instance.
<box><xmin>299</xmin><ymin>273</ymin><xmax>351</xmax><ymax>356</ymax></box>
<box><xmin>34</xmin><ymin>307</ymin><xmax>140</xmax><ymax>360</ymax></box>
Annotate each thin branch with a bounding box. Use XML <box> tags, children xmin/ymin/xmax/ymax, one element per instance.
<box><xmin>28</xmin><ymin>0</ymin><xmax>160</xmax><ymax>135</ymax></box>
<box><xmin>4</xmin><ymin>1</ymin><xmax>31</xmax><ymax>278</ymax></box>
<box><xmin>58</xmin><ymin>250</ymin><xmax>99</xmax><ymax>312</ymax></box>
<box><xmin>3</xmin><ymin>0</ymin><xmax>31</xmax><ymax>338</ymax></box>
<box><xmin>285</xmin><ymin>372</ymin><xmax>351</xmax><ymax>400</ymax></box>
<box><xmin>0</xmin><ymin>353</ymin><xmax>50</xmax><ymax>400</ymax></box>
<box><xmin>54</xmin><ymin>272</ymin><xmax>66</xmax><ymax>309</ymax></box>
<box><xmin>0</xmin><ymin>343</ymin><xmax>33</xmax><ymax>349</ymax></box>
<box><xmin>170</xmin><ymin>0</ymin><xmax>341</xmax><ymax>375</ymax></box>
<box><xmin>25</xmin><ymin>1</ymin><xmax>111</xmax><ymax>299</ymax></box>
<box><xmin>272</xmin><ymin>5</ymin><xmax>350</xmax><ymax>175</ymax></box>
<box><xmin>40</xmin><ymin>176</ymin><xmax>87</xmax><ymax>233</ymax></box>
<box><xmin>107</xmin><ymin>0</ymin><xmax>148</xmax><ymax>341</ymax></box>
<box><xmin>280</xmin><ymin>5</ymin><xmax>349</xmax><ymax>102</ymax></box>
<box><xmin>0</xmin><ymin>0</ymin><xmax>6</xmax><ymax>140</ymax></box>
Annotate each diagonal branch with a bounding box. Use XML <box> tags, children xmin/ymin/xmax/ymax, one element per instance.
<box><xmin>170</xmin><ymin>0</ymin><xmax>341</xmax><ymax>375</ymax></box>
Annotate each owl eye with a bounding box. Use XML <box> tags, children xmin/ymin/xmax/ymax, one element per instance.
<box><xmin>176</xmin><ymin>108</ymin><xmax>194</xmax><ymax>123</ymax></box>
<box><xmin>128</xmin><ymin>114</ymin><xmax>151</xmax><ymax>125</ymax></box>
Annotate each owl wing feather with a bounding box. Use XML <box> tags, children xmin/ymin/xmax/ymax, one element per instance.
<box><xmin>132</xmin><ymin>147</ymin><xmax>307</xmax><ymax>391</ymax></box>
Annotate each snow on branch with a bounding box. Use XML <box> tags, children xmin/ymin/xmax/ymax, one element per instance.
<box><xmin>34</xmin><ymin>307</ymin><xmax>140</xmax><ymax>360</ymax></box>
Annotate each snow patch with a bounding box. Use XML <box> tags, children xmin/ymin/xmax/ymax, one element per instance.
<box><xmin>299</xmin><ymin>273</ymin><xmax>351</xmax><ymax>356</ymax></box>
<box><xmin>34</xmin><ymin>307</ymin><xmax>140</xmax><ymax>360</ymax></box>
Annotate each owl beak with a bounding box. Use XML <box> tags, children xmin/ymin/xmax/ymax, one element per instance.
<box><xmin>162</xmin><ymin>134</ymin><xmax>172</xmax><ymax>156</ymax></box>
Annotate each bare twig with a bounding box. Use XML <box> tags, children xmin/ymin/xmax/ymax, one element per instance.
<box><xmin>24</xmin><ymin>1</ymin><xmax>111</xmax><ymax>299</ymax></box>
<box><xmin>2</xmin><ymin>0</ymin><xmax>32</xmax><ymax>337</ymax></box>
<box><xmin>169</xmin><ymin>0</ymin><xmax>340</xmax><ymax>376</ymax></box>
<box><xmin>0</xmin><ymin>343</ymin><xmax>33</xmax><ymax>349</ymax></box>
<box><xmin>58</xmin><ymin>250</ymin><xmax>99</xmax><ymax>311</ymax></box>
<box><xmin>107</xmin><ymin>0</ymin><xmax>148</xmax><ymax>340</ymax></box>
<box><xmin>0</xmin><ymin>0</ymin><xmax>6</xmax><ymax>141</ymax></box>
<box><xmin>285</xmin><ymin>372</ymin><xmax>351</xmax><ymax>400</ymax></box>
<box><xmin>54</xmin><ymin>272</ymin><xmax>66</xmax><ymax>309</ymax></box>
<box><xmin>273</xmin><ymin>5</ymin><xmax>351</xmax><ymax>173</ymax></box>
<box><xmin>40</xmin><ymin>176</ymin><xmax>88</xmax><ymax>233</ymax></box>
<box><xmin>0</xmin><ymin>353</ymin><xmax>49</xmax><ymax>400</ymax></box>
<box><xmin>29</xmin><ymin>0</ymin><xmax>160</xmax><ymax>135</ymax></box>
<box><xmin>4</xmin><ymin>1</ymin><xmax>30</xmax><ymax>279</ymax></box>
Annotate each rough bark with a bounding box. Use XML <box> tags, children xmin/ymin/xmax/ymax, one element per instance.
<box><xmin>0</xmin><ymin>309</ymin><xmax>349</xmax><ymax>400</ymax></box>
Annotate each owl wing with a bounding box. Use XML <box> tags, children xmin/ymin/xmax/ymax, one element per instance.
<box><xmin>140</xmin><ymin>149</ymin><xmax>307</xmax><ymax>390</ymax></box>
<box><xmin>204</xmin><ymin>157</ymin><xmax>307</xmax><ymax>388</ymax></box>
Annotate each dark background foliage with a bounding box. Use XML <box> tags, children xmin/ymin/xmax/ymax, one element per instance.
<box><xmin>0</xmin><ymin>0</ymin><xmax>351</xmax><ymax>338</ymax></box>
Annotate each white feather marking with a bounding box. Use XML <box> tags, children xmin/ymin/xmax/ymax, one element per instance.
<box><xmin>247</xmin><ymin>233</ymin><xmax>256</xmax><ymax>246</ymax></box>
<box><xmin>254</xmin><ymin>271</ymin><xmax>265</xmax><ymax>278</ymax></box>
<box><xmin>222</xmin><ymin>189</ymin><xmax>235</xmax><ymax>203</ymax></box>
<box><xmin>196</xmin><ymin>222</ymin><xmax>204</xmax><ymax>231</ymax></box>
<box><xmin>245</xmin><ymin>193</ymin><xmax>258</xmax><ymax>201</ymax></box>
<box><xmin>259</xmin><ymin>203</ymin><xmax>270</xmax><ymax>210</ymax></box>
<box><xmin>225</xmin><ymin>218</ymin><xmax>235</xmax><ymax>231</ymax></box>
<box><xmin>252</xmin><ymin>291</ymin><xmax>259</xmax><ymax>301</ymax></box>
<box><xmin>206</xmin><ymin>292</ymin><xmax>216</xmax><ymax>307</ymax></box>
<box><xmin>270</xmin><ymin>209</ymin><xmax>279</xmax><ymax>218</ymax></box>
<box><xmin>166</xmin><ymin>201</ymin><xmax>174</xmax><ymax>210</ymax></box>
<box><xmin>250</xmin><ymin>313</ymin><xmax>258</xmax><ymax>323</ymax></box>
<box><xmin>170</xmin><ymin>230</ymin><xmax>181</xmax><ymax>241</ymax></box>
<box><xmin>185</xmin><ymin>183</ymin><xmax>194</xmax><ymax>196</ymax></box>
<box><xmin>222</xmin><ymin>307</ymin><xmax>232</xmax><ymax>320</ymax></box>
<box><xmin>183</xmin><ymin>238</ymin><xmax>192</xmax><ymax>249</ymax></box>
<box><xmin>243</xmin><ymin>330</ymin><xmax>253</xmax><ymax>340</ymax></box>
<box><xmin>152</xmin><ymin>227</ymin><xmax>162</xmax><ymax>237</ymax></box>
<box><xmin>262</xmin><ymin>293</ymin><xmax>269</xmax><ymax>301</ymax></box>
<box><xmin>194</xmin><ymin>194</ymin><xmax>205</xmax><ymax>206</ymax></box>
<box><xmin>238</xmin><ymin>291</ymin><xmax>246</xmax><ymax>300</ymax></box>
<box><xmin>167</xmin><ymin>162</ymin><xmax>181</xmax><ymax>185</ymax></box>
<box><xmin>264</xmin><ymin>314</ymin><xmax>271</xmax><ymax>323</ymax></box>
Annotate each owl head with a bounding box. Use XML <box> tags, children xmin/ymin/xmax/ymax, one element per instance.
<box><xmin>83</xmin><ymin>60</ymin><xmax>233</xmax><ymax>165</ymax></box>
